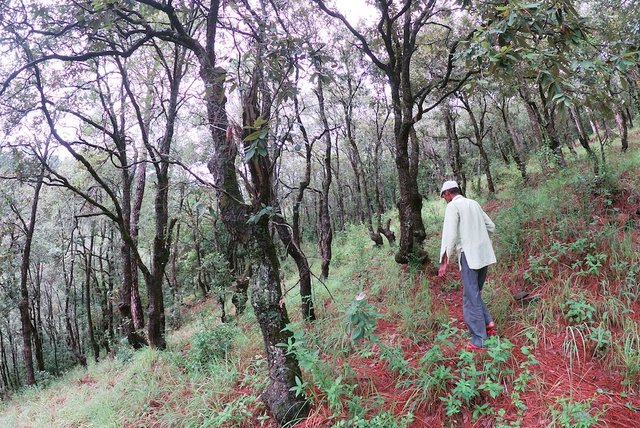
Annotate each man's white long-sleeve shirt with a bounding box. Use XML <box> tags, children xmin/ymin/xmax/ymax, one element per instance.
<box><xmin>439</xmin><ymin>195</ymin><xmax>496</xmax><ymax>270</ymax></box>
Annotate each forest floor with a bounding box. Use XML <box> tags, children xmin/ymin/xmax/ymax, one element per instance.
<box><xmin>2</xmin><ymin>145</ymin><xmax>640</xmax><ymax>428</ymax></box>
<box><xmin>236</xmin><ymin>149</ymin><xmax>640</xmax><ymax>427</ymax></box>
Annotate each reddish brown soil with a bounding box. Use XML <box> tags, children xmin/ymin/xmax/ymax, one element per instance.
<box><xmin>137</xmin><ymin>177</ymin><xmax>640</xmax><ymax>427</ymax></box>
<box><xmin>288</xmin><ymin>184</ymin><xmax>640</xmax><ymax>427</ymax></box>
<box><xmin>281</xmin><ymin>265</ymin><xmax>640</xmax><ymax>427</ymax></box>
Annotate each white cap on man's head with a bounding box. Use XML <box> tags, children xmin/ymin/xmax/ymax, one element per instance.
<box><xmin>440</xmin><ymin>180</ymin><xmax>459</xmax><ymax>196</ymax></box>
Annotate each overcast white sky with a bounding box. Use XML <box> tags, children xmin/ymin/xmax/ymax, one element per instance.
<box><xmin>335</xmin><ymin>0</ymin><xmax>377</xmax><ymax>24</ymax></box>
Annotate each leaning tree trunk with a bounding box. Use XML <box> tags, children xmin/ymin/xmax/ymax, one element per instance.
<box><xmin>274</xmin><ymin>212</ymin><xmax>315</xmax><ymax>321</ymax></box>
<box><xmin>275</xmin><ymin>86</ymin><xmax>316</xmax><ymax>321</ymax></box>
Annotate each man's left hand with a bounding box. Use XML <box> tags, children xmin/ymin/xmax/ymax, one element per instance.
<box><xmin>438</xmin><ymin>260</ymin><xmax>448</xmax><ymax>278</ymax></box>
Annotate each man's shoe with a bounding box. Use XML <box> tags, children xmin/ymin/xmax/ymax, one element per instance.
<box><xmin>460</xmin><ymin>341</ymin><xmax>486</xmax><ymax>352</ymax></box>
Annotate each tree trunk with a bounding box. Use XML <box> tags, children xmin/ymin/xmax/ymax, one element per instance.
<box><xmin>316</xmin><ymin>71</ymin><xmax>333</xmax><ymax>279</ymax></box>
<box><xmin>0</xmin><ymin>328</ymin><xmax>10</xmax><ymax>391</ymax></box>
<box><xmin>570</xmin><ymin>106</ymin><xmax>599</xmax><ymax>174</ymax></box>
<box><xmin>17</xmin><ymin>168</ymin><xmax>46</xmax><ymax>386</ymax></box>
<box><xmin>625</xmin><ymin>106</ymin><xmax>634</xmax><ymax>128</ymax></box>
<box><xmin>143</xmin><ymin>48</ymin><xmax>186</xmax><ymax>350</ymax></box>
<box><xmin>343</xmin><ymin>82</ymin><xmax>381</xmax><ymax>245</ymax></box>
<box><xmin>61</xmin><ymin>227</ymin><xmax>87</xmax><ymax>367</ymax></box>
<box><xmin>408</xmin><ymin>128</ymin><xmax>427</xmax><ymax>244</ymax></box>
<box><xmin>7</xmin><ymin>318</ymin><xmax>21</xmax><ymax>388</ymax></box>
<box><xmin>615</xmin><ymin>109</ymin><xmax>629</xmax><ymax>152</ymax></box>
<box><xmin>118</xmin><ymin>242</ymin><xmax>145</xmax><ymax>348</ymax></box>
<box><xmin>130</xmin><ymin>157</ymin><xmax>146</xmax><ymax>331</ymax></box>
<box><xmin>278</xmin><ymin>84</ymin><xmax>316</xmax><ymax>321</ymax></box>
<box><xmin>84</xmin><ymin>234</ymin><xmax>100</xmax><ymax>363</ymax></box>
<box><xmin>274</xmin><ymin>212</ymin><xmax>315</xmax><ymax>321</ymax></box>
<box><xmin>251</xmin><ymin>220</ymin><xmax>308</xmax><ymax>424</ymax></box>
<box><xmin>373</xmin><ymin>130</ymin><xmax>394</xmax><ymax>245</ymax></box>
<box><xmin>519</xmin><ymin>85</ymin><xmax>545</xmax><ymax>149</ymax></box>
<box><xmin>201</xmin><ymin>47</ymin><xmax>308</xmax><ymax>428</ymax></box>
<box><xmin>31</xmin><ymin>263</ymin><xmax>45</xmax><ymax>373</ymax></box>
<box><xmin>497</xmin><ymin>98</ymin><xmax>527</xmax><ymax>180</ymax></box>
<box><xmin>193</xmin><ymin>228</ymin><xmax>208</xmax><ymax>298</ymax></box>
<box><xmin>444</xmin><ymin>107</ymin><xmax>467</xmax><ymax>192</ymax></box>
<box><xmin>332</xmin><ymin>142</ymin><xmax>346</xmax><ymax>230</ymax></box>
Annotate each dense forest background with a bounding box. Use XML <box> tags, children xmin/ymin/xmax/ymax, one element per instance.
<box><xmin>0</xmin><ymin>0</ymin><xmax>640</xmax><ymax>426</ymax></box>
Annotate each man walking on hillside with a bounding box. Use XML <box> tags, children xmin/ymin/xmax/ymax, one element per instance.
<box><xmin>438</xmin><ymin>180</ymin><xmax>497</xmax><ymax>350</ymax></box>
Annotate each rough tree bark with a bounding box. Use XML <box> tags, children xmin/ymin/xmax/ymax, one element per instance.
<box><xmin>570</xmin><ymin>106</ymin><xmax>599</xmax><ymax>174</ymax></box>
<box><xmin>82</xmin><ymin>232</ymin><xmax>100</xmax><ymax>363</ymax></box>
<box><xmin>16</xmin><ymin>166</ymin><xmax>46</xmax><ymax>386</ymax></box>
<box><xmin>196</xmin><ymin>1</ymin><xmax>309</xmax><ymax>422</ymax></box>
<box><xmin>315</xmin><ymin>68</ymin><xmax>334</xmax><ymax>279</ymax></box>
<box><xmin>130</xmin><ymin>155</ymin><xmax>146</xmax><ymax>331</ymax></box>
<box><xmin>615</xmin><ymin>109</ymin><xmax>629</xmax><ymax>152</ymax></box>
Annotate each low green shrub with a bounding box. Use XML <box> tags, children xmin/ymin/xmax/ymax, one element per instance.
<box><xmin>190</xmin><ymin>323</ymin><xmax>241</xmax><ymax>369</ymax></box>
<box><xmin>561</xmin><ymin>295</ymin><xmax>596</xmax><ymax>325</ymax></box>
<box><xmin>548</xmin><ymin>397</ymin><xmax>602</xmax><ymax>428</ymax></box>
<box><xmin>332</xmin><ymin>410</ymin><xmax>414</xmax><ymax>428</ymax></box>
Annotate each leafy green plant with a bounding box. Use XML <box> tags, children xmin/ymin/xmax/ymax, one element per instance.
<box><xmin>342</xmin><ymin>293</ymin><xmax>381</xmax><ymax>344</ymax></box>
<box><xmin>280</xmin><ymin>324</ymin><xmax>358</xmax><ymax>417</ymax></box>
<box><xmin>578</xmin><ymin>252</ymin><xmax>607</xmax><ymax>276</ymax></box>
<box><xmin>378</xmin><ymin>343</ymin><xmax>411</xmax><ymax>379</ymax></box>
<box><xmin>523</xmin><ymin>254</ymin><xmax>552</xmax><ymax>283</ymax></box>
<box><xmin>548</xmin><ymin>397</ymin><xmax>602</xmax><ymax>428</ymax></box>
<box><xmin>243</xmin><ymin>116</ymin><xmax>270</xmax><ymax>161</ymax></box>
<box><xmin>588</xmin><ymin>325</ymin><xmax>612</xmax><ymax>359</ymax></box>
<box><xmin>332</xmin><ymin>410</ymin><xmax>414</xmax><ymax>428</ymax></box>
<box><xmin>620</xmin><ymin>263</ymin><xmax>640</xmax><ymax>306</ymax></box>
<box><xmin>568</xmin><ymin>237</ymin><xmax>592</xmax><ymax>254</ymax></box>
<box><xmin>440</xmin><ymin>337</ymin><xmax>517</xmax><ymax>418</ymax></box>
<box><xmin>561</xmin><ymin>295</ymin><xmax>595</xmax><ymax>325</ymax></box>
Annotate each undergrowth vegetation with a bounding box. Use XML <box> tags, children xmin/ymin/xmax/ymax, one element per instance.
<box><xmin>1</xmin><ymin>144</ymin><xmax>640</xmax><ymax>427</ymax></box>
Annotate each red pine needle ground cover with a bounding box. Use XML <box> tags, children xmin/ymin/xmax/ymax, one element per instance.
<box><xmin>148</xmin><ymin>171</ymin><xmax>640</xmax><ymax>428</ymax></box>
<box><xmin>290</xmin><ymin>182</ymin><xmax>640</xmax><ymax>427</ymax></box>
